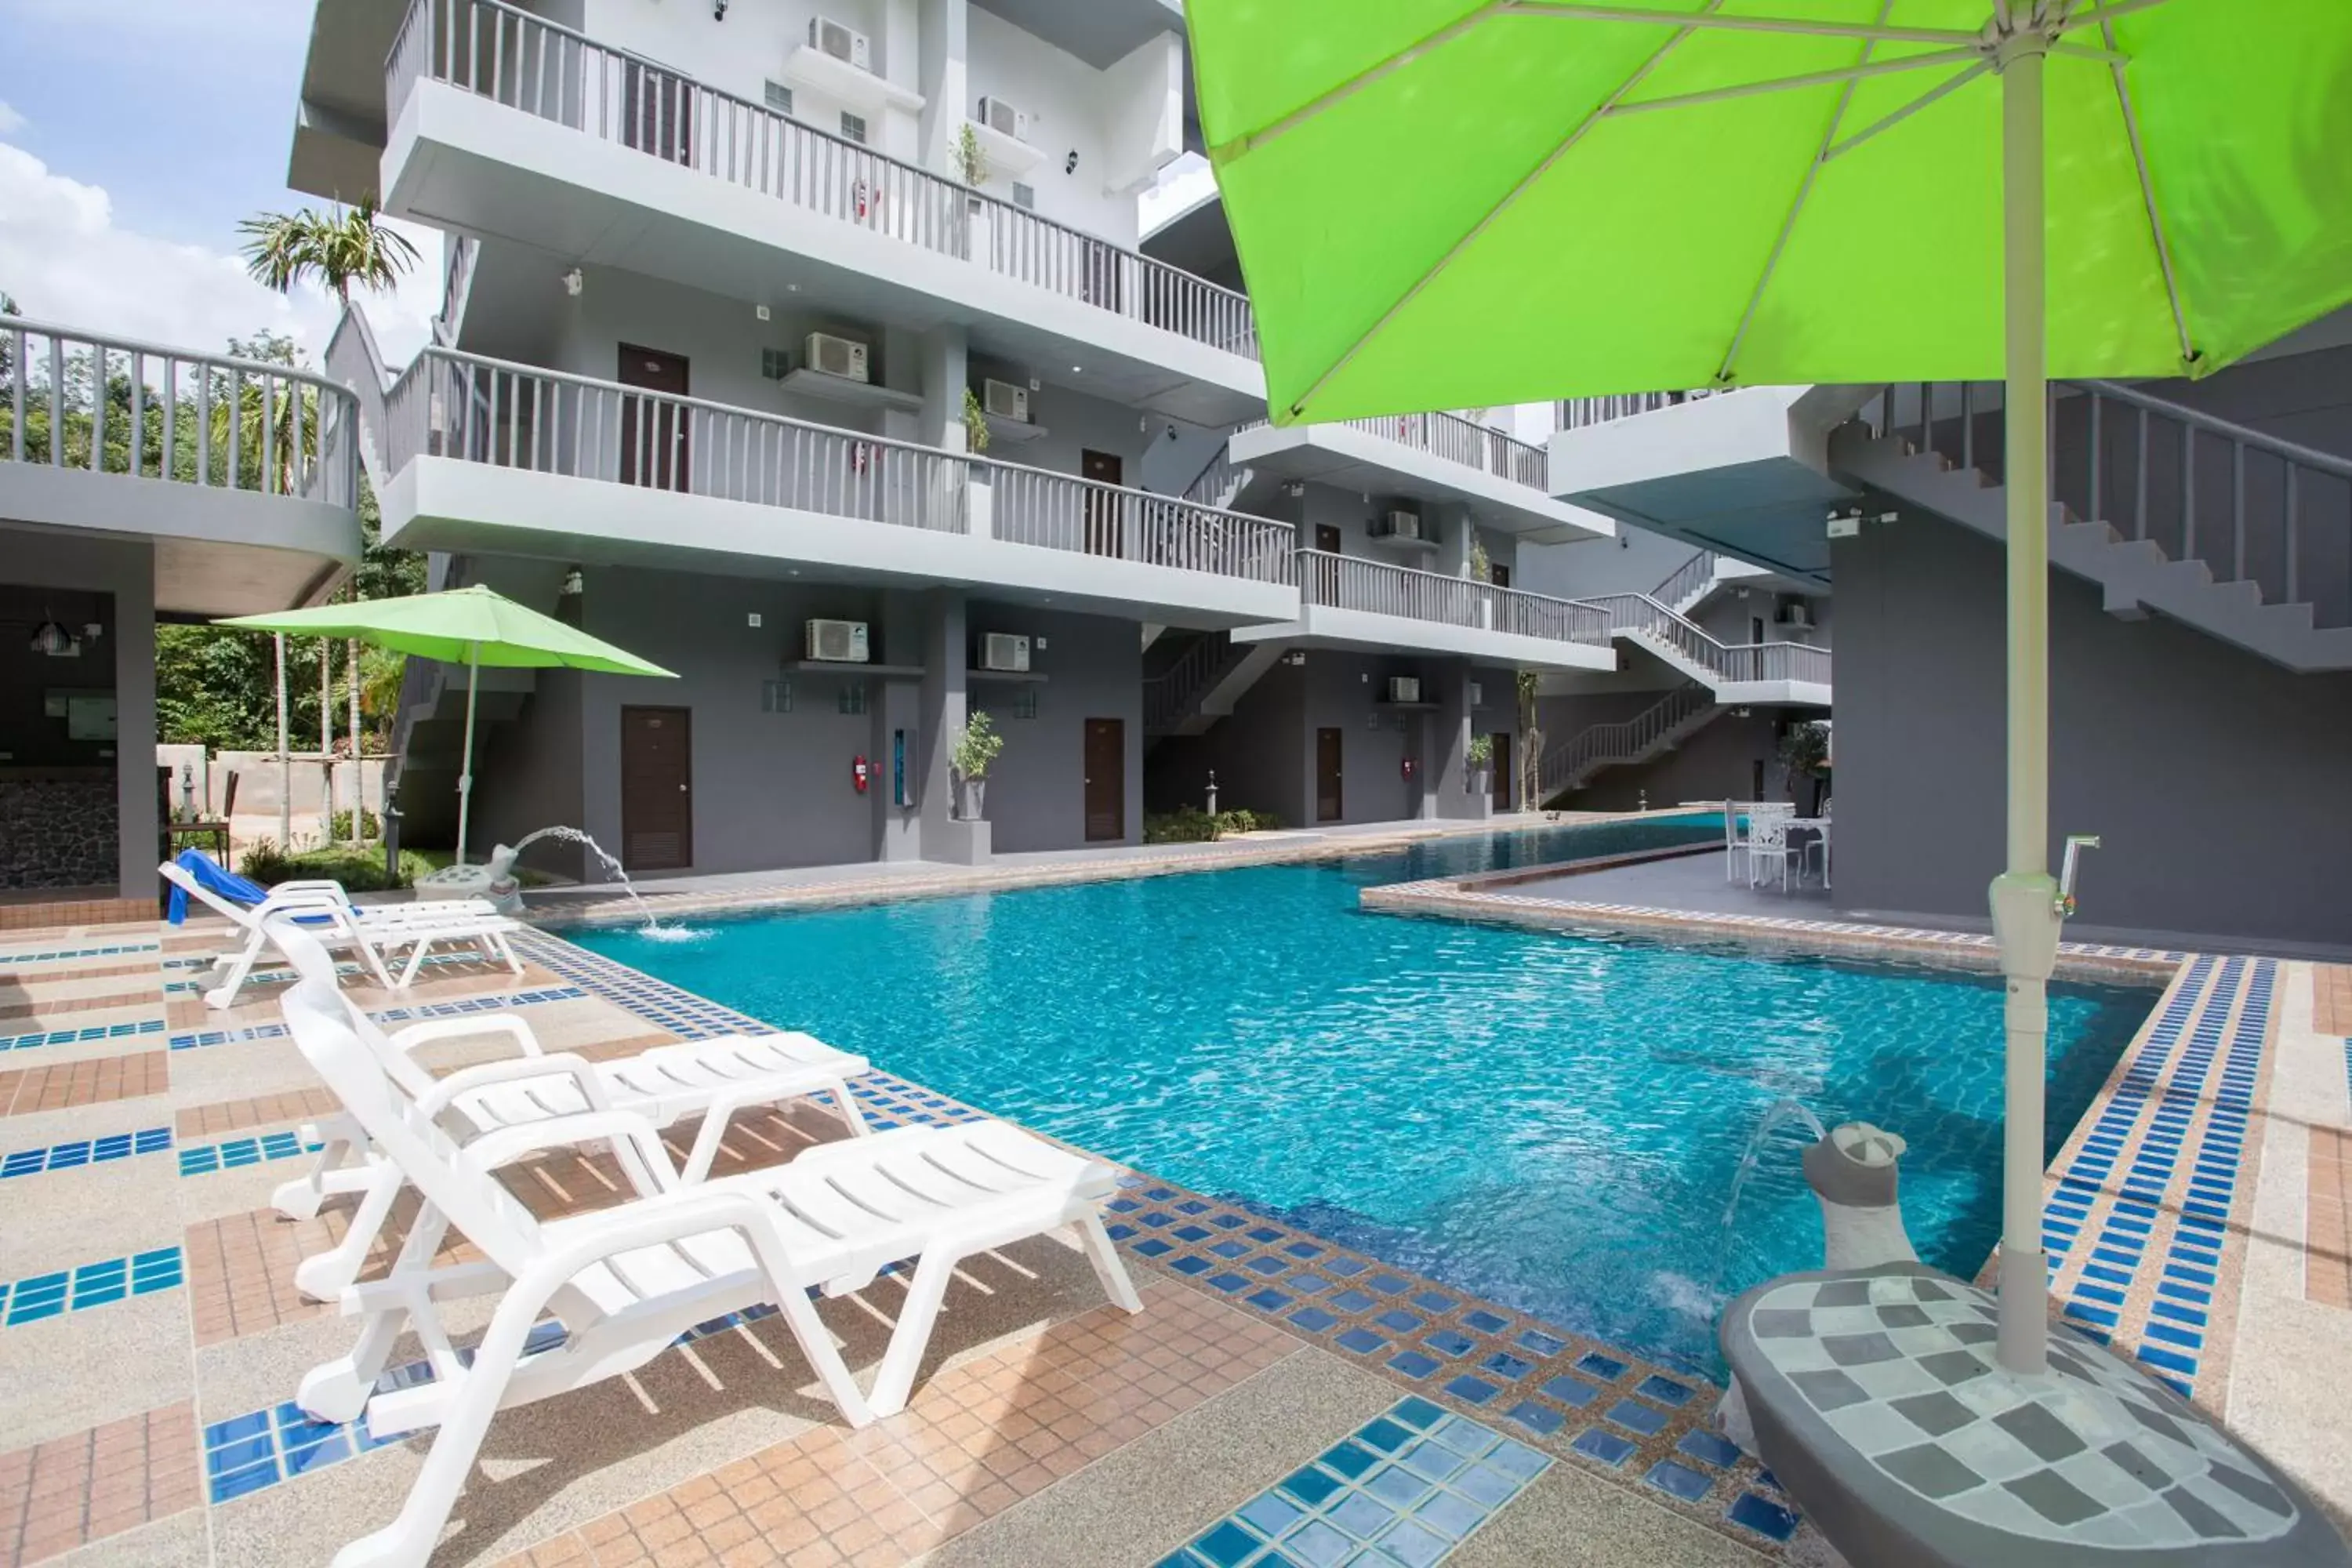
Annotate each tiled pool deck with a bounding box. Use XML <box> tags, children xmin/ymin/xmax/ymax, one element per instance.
<box><xmin>0</xmin><ymin>866</ymin><xmax>2347</xmax><ymax>1565</ymax></box>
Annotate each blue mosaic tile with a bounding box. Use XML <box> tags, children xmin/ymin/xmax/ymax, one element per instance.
<box><xmin>1571</xmin><ymin>1428</ymin><xmax>1638</xmax><ymax>1468</ymax></box>
<box><xmin>1387</xmin><ymin>1350</ymin><xmax>1440</xmax><ymax>1381</ymax></box>
<box><xmin>1538</xmin><ymin>1374</ymin><xmax>1601</xmax><ymax>1409</ymax></box>
<box><xmin>1515</xmin><ymin>1328</ymin><xmax>1567</xmax><ymax>1358</ymax></box>
<box><xmin>1479</xmin><ymin>1352</ymin><xmax>1533</xmax><ymax>1382</ymax></box>
<box><xmin>1425</xmin><ymin>1330</ymin><xmax>1476</xmax><ymax>1358</ymax></box>
<box><xmin>1462</xmin><ymin>1309</ymin><xmax>1511</xmax><ymax>1335</ymax></box>
<box><xmin>1442</xmin><ymin>1374</ymin><xmax>1498</xmax><ymax>1406</ymax></box>
<box><xmin>1676</xmin><ymin>1428</ymin><xmax>1744</xmax><ymax>1469</ymax></box>
<box><xmin>1504</xmin><ymin>1400</ymin><xmax>1563</xmax><ymax>1437</ymax></box>
<box><xmin>1328</xmin><ymin>1289</ymin><xmax>1377</xmax><ymax>1314</ymax></box>
<box><xmin>1374</xmin><ymin>1309</ymin><xmax>1424</xmax><ymax>1335</ymax></box>
<box><xmin>1727</xmin><ymin>1492</ymin><xmax>1802</xmax><ymax>1542</ymax></box>
<box><xmin>1288</xmin><ymin>1306</ymin><xmax>1338</xmax><ymax>1334</ymax></box>
<box><xmin>1334</xmin><ymin>1328</ymin><xmax>1388</xmax><ymax>1356</ymax></box>
<box><xmin>1646</xmin><ymin>1460</ymin><xmax>1714</xmax><ymax>1503</ymax></box>
<box><xmin>1575</xmin><ymin>1351</ymin><xmax>1628</xmax><ymax>1381</ymax></box>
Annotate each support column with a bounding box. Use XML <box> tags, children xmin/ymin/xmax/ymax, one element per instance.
<box><xmin>917</xmin><ymin>590</ymin><xmax>988</xmax><ymax>864</ymax></box>
<box><xmin>916</xmin><ymin>0</ymin><xmax>966</xmax><ymax>176</ymax></box>
<box><xmin>113</xmin><ymin>552</ymin><xmax>158</xmax><ymax>898</ymax></box>
<box><xmin>878</xmin><ymin>0</ymin><xmax>921</xmax><ymax>161</ymax></box>
<box><xmin>872</xmin><ymin>590</ymin><xmax>925</xmax><ymax>862</ymax></box>
<box><xmin>1431</xmin><ymin>659</ymin><xmax>1488</xmax><ymax>821</ymax></box>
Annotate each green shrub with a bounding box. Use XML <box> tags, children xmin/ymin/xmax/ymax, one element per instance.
<box><xmin>1143</xmin><ymin>806</ymin><xmax>1283</xmax><ymax>844</ymax></box>
<box><xmin>236</xmin><ymin>841</ymin><xmax>440</xmax><ymax>891</ymax></box>
<box><xmin>328</xmin><ymin>806</ymin><xmax>382</xmax><ymax>840</ymax></box>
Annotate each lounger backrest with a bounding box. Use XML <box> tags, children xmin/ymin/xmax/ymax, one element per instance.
<box><xmin>269</xmin><ymin>924</ymin><xmax>445</xmax><ymax>1104</ymax></box>
<box><xmin>157</xmin><ymin>862</ymin><xmax>258</xmax><ymax>930</ymax></box>
<box><xmin>278</xmin><ymin>934</ymin><xmax>544</xmax><ymax>1271</ymax></box>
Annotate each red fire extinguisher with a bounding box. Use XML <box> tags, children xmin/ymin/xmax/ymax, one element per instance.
<box><xmin>1402</xmin><ymin>756</ymin><xmax>1417</xmax><ymax>781</ymax></box>
<box><xmin>851</xmin><ymin>754</ymin><xmax>871</xmax><ymax>794</ymax></box>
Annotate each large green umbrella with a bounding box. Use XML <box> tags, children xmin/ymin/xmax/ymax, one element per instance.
<box><xmin>218</xmin><ymin>585</ymin><xmax>673</xmax><ymax>865</ymax></box>
<box><xmin>1192</xmin><ymin>0</ymin><xmax>2352</xmax><ymax>1378</ymax></box>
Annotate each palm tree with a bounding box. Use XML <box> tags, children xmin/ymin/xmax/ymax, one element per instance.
<box><xmin>239</xmin><ymin>198</ymin><xmax>420</xmax><ymax>304</ymax></box>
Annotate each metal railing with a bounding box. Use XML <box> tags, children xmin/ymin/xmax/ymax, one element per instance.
<box><xmin>1181</xmin><ymin>441</ymin><xmax>1254</xmax><ymax>511</ymax></box>
<box><xmin>388</xmin><ymin>0</ymin><xmax>1258</xmax><ymax>359</ymax></box>
<box><xmin>1866</xmin><ymin>379</ymin><xmax>2352</xmax><ymax>626</ymax></box>
<box><xmin>1538</xmin><ymin>682</ymin><xmax>1714</xmax><ymax>801</ymax></box>
<box><xmin>1651</xmin><ymin>549</ymin><xmax>1722</xmax><ymax>613</ymax></box>
<box><xmin>432</xmin><ymin>235</ymin><xmax>480</xmax><ymax>348</ymax></box>
<box><xmin>1</xmin><ymin>316</ymin><xmax>361</xmax><ymax>509</ymax></box>
<box><xmin>1235</xmin><ymin>409</ymin><xmax>1548</xmax><ymax>489</ymax></box>
<box><xmin>1298</xmin><ymin>550</ymin><xmax>1612</xmax><ymax>645</ymax></box>
<box><xmin>384</xmin><ymin>347</ymin><xmax>1294</xmax><ymax>583</ymax></box>
<box><xmin>1580</xmin><ymin>592</ymin><xmax>1831</xmax><ymax>687</ymax></box>
<box><xmin>1556</xmin><ymin>389</ymin><xmax>1717</xmax><ymax>431</ymax></box>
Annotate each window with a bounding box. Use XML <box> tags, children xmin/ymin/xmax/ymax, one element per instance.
<box><xmin>763</xmin><ymin>81</ymin><xmax>793</xmax><ymax>115</ymax></box>
<box><xmin>837</xmin><ymin>682</ymin><xmax>868</xmax><ymax>716</ymax></box>
<box><xmin>840</xmin><ymin>111</ymin><xmax>867</xmax><ymax>145</ymax></box>
<box><xmin>760</xmin><ymin>678</ymin><xmax>793</xmax><ymax>713</ymax></box>
<box><xmin>759</xmin><ymin>347</ymin><xmax>789</xmax><ymax>381</ymax></box>
<box><xmin>1011</xmin><ymin>182</ymin><xmax>1036</xmax><ymax>210</ymax></box>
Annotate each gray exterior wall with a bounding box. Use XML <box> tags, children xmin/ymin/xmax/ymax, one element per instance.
<box><xmin>964</xmin><ymin>600</ymin><xmax>1144</xmax><ymax>853</ymax></box>
<box><xmin>1517</xmin><ymin>523</ymin><xmax>1693</xmax><ymax>601</ymax></box>
<box><xmin>1832</xmin><ymin>511</ymin><xmax>2352</xmax><ymax>949</ymax></box>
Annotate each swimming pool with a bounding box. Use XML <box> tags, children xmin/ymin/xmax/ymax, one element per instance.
<box><xmin>573</xmin><ymin>819</ymin><xmax>2151</xmax><ymax>1377</ymax></box>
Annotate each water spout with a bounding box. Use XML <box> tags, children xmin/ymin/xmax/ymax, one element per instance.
<box><xmin>1708</xmin><ymin>1097</ymin><xmax>1829</xmax><ymax>1298</ymax></box>
<box><xmin>492</xmin><ymin>826</ymin><xmax>684</xmax><ymax>935</ymax></box>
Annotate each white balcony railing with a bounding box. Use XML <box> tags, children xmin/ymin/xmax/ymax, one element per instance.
<box><xmin>2</xmin><ymin>315</ymin><xmax>361</xmax><ymax>509</ymax></box>
<box><xmin>387</xmin><ymin>0</ymin><xmax>1258</xmax><ymax>361</ymax></box>
<box><xmin>1555</xmin><ymin>389</ymin><xmax>1718</xmax><ymax>431</ymax></box>
<box><xmin>1238</xmin><ymin>408</ymin><xmax>1548</xmax><ymax>490</ymax></box>
<box><xmin>384</xmin><ymin>348</ymin><xmax>1295</xmax><ymax>584</ymax></box>
<box><xmin>1297</xmin><ymin>550</ymin><xmax>1613</xmax><ymax>646</ymax></box>
<box><xmin>1579</xmin><ymin>592</ymin><xmax>1831</xmax><ymax>686</ymax></box>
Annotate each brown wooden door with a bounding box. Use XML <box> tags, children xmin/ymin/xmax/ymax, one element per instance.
<box><xmin>1082</xmin><ymin>450</ymin><xmax>1123</xmax><ymax>557</ymax></box>
<box><xmin>1315</xmin><ymin>727</ymin><xmax>1343</xmax><ymax>822</ymax></box>
<box><xmin>1491</xmin><ymin>731</ymin><xmax>1512</xmax><ymax>811</ymax></box>
<box><xmin>1489</xmin><ymin>562</ymin><xmax>1511</xmax><ymax>588</ymax></box>
<box><xmin>619</xmin><ymin>346</ymin><xmax>689</xmax><ymax>492</ymax></box>
<box><xmin>1083</xmin><ymin>718</ymin><xmax>1125</xmax><ymax>841</ymax></box>
<box><xmin>624</xmin><ymin>64</ymin><xmax>693</xmax><ymax>164</ymax></box>
<box><xmin>620</xmin><ymin>706</ymin><xmax>693</xmax><ymax>870</ymax></box>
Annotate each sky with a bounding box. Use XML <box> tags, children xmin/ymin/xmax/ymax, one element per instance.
<box><xmin>0</xmin><ymin>0</ymin><xmax>437</xmax><ymax>367</ymax></box>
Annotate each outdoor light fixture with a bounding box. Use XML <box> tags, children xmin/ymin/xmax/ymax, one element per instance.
<box><xmin>713</xmin><ymin>0</ymin><xmax>728</xmax><ymax>16</ymax></box>
<box><xmin>562</xmin><ymin>267</ymin><xmax>584</xmax><ymax>297</ymax></box>
<box><xmin>29</xmin><ymin>619</ymin><xmax>75</xmax><ymax>657</ymax></box>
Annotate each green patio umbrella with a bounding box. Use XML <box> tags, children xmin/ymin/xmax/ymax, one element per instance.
<box><xmin>1190</xmin><ymin>0</ymin><xmax>2352</xmax><ymax>1378</ymax></box>
<box><xmin>217</xmin><ymin>585</ymin><xmax>673</xmax><ymax>866</ymax></box>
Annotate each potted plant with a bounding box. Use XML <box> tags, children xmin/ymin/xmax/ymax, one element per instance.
<box><xmin>961</xmin><ymin>386</ymin><xmax>991</xmax><ymax>453</ymax></box>
<box><xmin>1777</xmin><ymin>720</ymin><xmax>1831</xmax><ymax>815</ymax></box>
<box><xmin>1468</xmin><ymin>536</ymin><xmax>1494</xmax><ymax>627</ymax></box>
<box><xmin>951</xmin><ymin>710</ymin><xmax>1004</xmax><ymax>821</ymax></box>
<box><xmin>1465</xmin><ymin>732</ymin><xmax>1494</xmax><ymax>797</ymax></box>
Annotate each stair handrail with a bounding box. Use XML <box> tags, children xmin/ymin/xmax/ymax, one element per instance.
<box><xmin>1538</xmin><ymin>682</ymin><xmax>1711</xmax><ymax>800</ymax></box>
<box><xmin>1576</xmin><ymin>591</ymin><xmax>1831</xmax><ymax>687</ymax></box>
<box><xmin>2073</xmin><ymin>380</ymin><xmax>2352</xmax><ymax>483</ymax></box>
<box><xmin>431</xmin><ymin>235</ymin><xmax>480</xmax><ymax>348</ymax></box>
<box><xmin>1143</xmin><ymin>630</ymin><xmax>1243</xmax><ymax>731</ymax></box>
<box><xmin>1651</xmin><ymin>549</ymin><xmax>1720</xmax><ymax>610</ymax></box>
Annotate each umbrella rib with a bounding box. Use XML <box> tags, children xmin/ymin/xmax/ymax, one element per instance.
<box><xmin>1278</xmin><ymin>1</ymin><xmax>1726</xmax><ymax>419</ymax></box>
<box><xmin>2100</xmin><ymin>15</ymin><xmax>2197</xmax><ymax>366</ymax></box>
<box><xmin>1820</xmin><ymin>60</ymin><xmax>1991</xmax><ymax>163</ymax></box>
<box><xmin>1714</xmin><ymin>0</ymin><xmax>1893</xmax><ymax>388</ymax></box>
<box><xmin>1210</xmin><ymin>1</ymin><xmax>1508</xmax><ymax>162</ymax></box>
<box><xmin>1513</xmin><ymin>3</ymin><xmax>1980</xmax><ymax>46</ymax></box>
<box><xmin>2056</xmin><ymin>0</ymin><xmax>2177</xmax><ymax>33</ymax></box>
<box><xmin>1602</xmin><ymin>45</ymin><xmax>1980</xmax><ymax>117</ymax></box>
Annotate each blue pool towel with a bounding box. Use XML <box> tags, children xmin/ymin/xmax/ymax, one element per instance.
<box><xmin>166</xmin><ymin>848</ymin><xmax>273</xmax><ymax>925</ymax></box>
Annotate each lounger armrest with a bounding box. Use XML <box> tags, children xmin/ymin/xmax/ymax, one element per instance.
<box><xmin>272</xmin><ymin>880</ymin><xmax>354</xmax><ymax>905</ymax></box>
<box><xmin>418</xmin><ymin>1052</ymin><xmax>610</xmax><ymax>1118</ymax></box>
<box><xmin>354</xmin><ymin>899</ymin><xmax>504</xmax><ymax>925</ymax></box>
<box><xmin>388</xmin><ymin>1014</ymin><xmax>543</xmax><ymax>1059</ymax></box>
<box><xmin>458</xmin><ymin>1108</ymin><xmax>680</xmax><ymax>1197</ymax></box>
<box><xmin>517</xmin><ymin>1185</ymin><xmax>799</xmax><ymax>1299</ymax></box>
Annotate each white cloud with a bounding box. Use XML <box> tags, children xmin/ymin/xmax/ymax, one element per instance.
<box><xmin>0</xmin><ymin>102</ymin><xmax>25</xmax><ymax>136</ymax></box>
<box><xmin>0</xmin><ymin>141</ymin><xmax>437</xmax><ymax>372</ymax></box>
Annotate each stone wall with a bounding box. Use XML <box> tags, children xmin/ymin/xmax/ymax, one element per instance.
<box><xmin>0</xmin><ymin>779</ymin><xmax>119</xmax><ymax>889</ymax></box>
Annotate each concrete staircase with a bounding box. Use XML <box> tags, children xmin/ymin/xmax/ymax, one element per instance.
<box><xmin>1537</xmin><ymin>682</ymin><xmax>1721</xmax><ymax>804</ymax></box>
<box><xmin>1181</xmin><ymin>437</ymin><xmax>1260</xmax><ymax>514</ymax></box>
<box><xmin>321</xmin><ymin>305</ymin><xmax>392</xmax><ymax>495</ymax></box>
<box><xmin>1836</xmin><ymin>381</ymin><xmax>2352</xmax><ymax>672</ymax></box>
<box><xmin>1143</xmin><ymin>629</ymin><xmax>1285</xmax><ymax>742</ymax></box>
<box><xmin>1577</xmin><ymin>592</ymin><xmax>1832</xmax><ymax>706</ymax></box>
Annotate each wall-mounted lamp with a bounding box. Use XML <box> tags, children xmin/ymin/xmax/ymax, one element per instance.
<box><xmin>28</xmin><ymin>619</ymin><xmax>75</xmax><ymax>658</ymax></box>
<box><xmin>1063</xmin><ymin>150</ymin><xmax>1079</xmax><ymax>176</ymax></box>
<box><xmin>713</xmin><ymin>0</ymin><xmax>728</xmax><ymax>17</ymax></box>
<box><xmin>562</xmin><ymin>267</ymin><xmax>584</xmax><ymax>297</ymax></box>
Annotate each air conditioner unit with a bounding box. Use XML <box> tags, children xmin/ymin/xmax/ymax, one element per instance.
<box><xmin>982</xmin><ymin>378</ymin><xmax>1029</xmax><ymax>423</ymax></box>
<box><xmin>1385</xmin><ymin>677</ymin><xmax>1421</xmax><ymax>704</ymax></box>
<box><xmin>1777</xmin><ymin>603</ymin><xmax>1813</xmax><ymax>630</ymax></box>
<box><xmin>807</xmin><ymin>16</ymin><xmax>871</xmax><ymax>71</ymax></box>
<box><xmin>976</xmin><ymin>96</ymin><xmax>1029</xmax><ymax>141</ymax></box>
<box><xmin>804</xmin><ymin>619</ymin><xmax>870</xmax><ymax>662</ymax></box>
<box><xmin>978</xmin><ymin>633</ymin><xmax>1030</xmax><ymax>672</ymax></box>
<box><xmin>803</xmin><ymin>332</ymin><xmax>869</xmax><ymax>383</ymax></box>
<box><xmin>1377</xmin><ymin>509</ymin><xmax>1423</xmax><ymax>540</ymax></box>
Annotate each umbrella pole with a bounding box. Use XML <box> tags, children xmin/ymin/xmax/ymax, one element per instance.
<box><xmin>455</xmin><ymin>641</ymin><xmax>481</xmax><ymax>868</ymax></box>
<box><xmin>1991</xmin><ymin>31</ymin><xmax>2059</xmax><ymax>1379</ymax></box>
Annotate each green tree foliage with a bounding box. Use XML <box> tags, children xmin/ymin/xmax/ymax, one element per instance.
<box><xmin>240</xmin><ymin>200</ymin><xmax>420</xmax><ymax>304</ymax></box>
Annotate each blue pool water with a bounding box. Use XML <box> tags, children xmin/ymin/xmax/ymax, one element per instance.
<box><xmin>573</xmin><ymin>818</ymin><xmax>2151</xmax><ymax>1377</ymax></box>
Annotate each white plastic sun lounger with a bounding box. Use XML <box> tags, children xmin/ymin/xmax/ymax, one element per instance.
<box><xmin>280</xmin><ymin>959</ymin><xmax>1138</xmax><ymax>1568</ymax></box>
<box><xmin>159</xmin><ymin>859</ymin><xmax>524</xmax><ymax>1008</ymax></box>
<box><xmin>266</xmin><ymin>920</ymin><xmax>874</xmax><ymax>1300</ymax></box>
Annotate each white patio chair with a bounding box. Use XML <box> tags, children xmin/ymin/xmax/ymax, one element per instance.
<box><xmin>1722</xmin><ymin>800</ymin><xmax>1750</xmax><ymax>883</ymax></box>
<box><xmin>159</xmin><ymin>860</ymin><xmax>523</xmax><ymax>1009</ymax></box>
<box><xmin>1748</xmin><ymin>815</ymin><xmax>1802</xmax><ymax>893</ymax></box>
<box><xmin>263</xmin><ymin>925</ymin><xmax>873</xmax><ymax>1301</ymax></box>
<box><xmin>278</xmin><ymin>963</ymin><xmax>1138</xmax><ymax>1568</ymax></box>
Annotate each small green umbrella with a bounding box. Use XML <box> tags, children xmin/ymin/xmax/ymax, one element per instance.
<box><xmin>218</xmin><ymin>585</ymin><xmax>674</xmax><ymax>865</ymax></box>
<box><xmin>1190</xmin><ymin>0</ymin><xmax>2352</xmax><ymax>1378</ymax></box>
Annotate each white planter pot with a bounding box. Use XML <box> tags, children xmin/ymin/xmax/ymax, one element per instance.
<box><xmin>955</xmin><ymin>775</ymin><xmax>987</xmax><ymax>822</ymax></box>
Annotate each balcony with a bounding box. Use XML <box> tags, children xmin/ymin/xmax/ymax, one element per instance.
<box><xmin>377</xmin><ymin>348</ymin><xmax>1297</xmax><ymax>626</ymax></box>
<box><xmin>1229</xmin><ymin>412</ymin><xmax>1613</xmax><ymax>544</ymax></box>
<box><xmin>0</xmin><ymin>317</ymin><xmax>361</xmax><ymax>612</ymax></box>
<box><xmin>379</xmin><ymin>0</ymin><xmax>1264</xmax><ymax>425</ymax></box>
<box><xmin>1580</xmin><ymin>592</ymin><xmax>1831</xmax><ymax>707</ymax></box>
<box><xmin>1234</xmin><ymin>550</ymin><xmax>1617</xmax><ymax>672</ymax></box>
